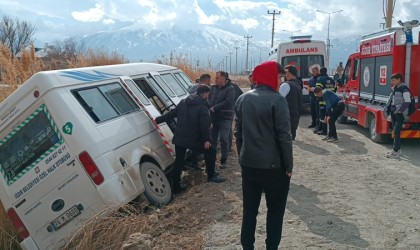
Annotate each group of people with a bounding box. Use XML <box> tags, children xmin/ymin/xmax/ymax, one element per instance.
<box><xmin>306</xmin><ymin>66</ymin><xmax>344</xmax><ymax>142</ymax></box>
<box><xmin>156</xmin><ymin>62</ymin><xmax>293</xmax><ymax>249</ymax></box>
<box><xmin>155</xmin><ymin>71</ymin><xmax>242</xmax><ymax>194</ymax></box>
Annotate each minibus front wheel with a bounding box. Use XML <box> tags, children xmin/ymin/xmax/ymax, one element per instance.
<box><xmin>140</xmin><ymin>162</ymin><xmax>172</xmax><ymax>206</ymax></box>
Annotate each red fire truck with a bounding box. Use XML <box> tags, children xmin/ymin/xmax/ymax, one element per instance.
<box><xmin>337</xmin><ymin>21</ymin><xmax>420</xmax><ymax>143</ymax></box>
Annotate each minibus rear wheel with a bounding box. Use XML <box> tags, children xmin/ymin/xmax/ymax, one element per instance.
<box><xmin>140</xmin><ymin>162</ymin><xmax>172</xmax><ymax>206</ymax></box>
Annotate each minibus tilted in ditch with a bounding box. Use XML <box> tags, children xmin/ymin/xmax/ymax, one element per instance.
<box><xmin>0</xmin><ymin>63</ymin><xmax>194</xmax><ymax>249</ymax></box>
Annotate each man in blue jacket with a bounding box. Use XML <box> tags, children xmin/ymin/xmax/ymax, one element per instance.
<box><xmin>314</xmin><ymin>87</ymin><xmax>345</xmax><ymax>142</ymax></box>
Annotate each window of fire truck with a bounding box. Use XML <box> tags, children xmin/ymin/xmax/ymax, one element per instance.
<box><xmin>342</xmin><ymin>59</ymin><xmax>351</xmax><ymax>85</ymax></box>
<box><xmin>352</xmin><ymin>59</ymin><xmax>359</xmax><ymax>80</ymax></box>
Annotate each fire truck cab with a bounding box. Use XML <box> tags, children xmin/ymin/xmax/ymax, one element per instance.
<box><xmin>337</xmin><ymin>24</ymin><xmax>420</xmax><ymax>143</ymax></box>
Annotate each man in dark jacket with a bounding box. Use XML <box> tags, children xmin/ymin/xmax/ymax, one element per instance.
<box><xmin>156</xmin><ymin>85</ymin><xmax>226</xmax><ymax>194</ymax></box>
<box><xmin>314</xmin><ymin>67</ymin><xmax>336</xmax><ymax>136</ymax></box>
<box><xmin>279</xmin><ymin>65</ymin><xmax>302</xmax><ymax>140</ymax></box>
<box><xmin>209</xmin><ymin>71</ymin><xmax>235</xmax><ymax>168</ymax></box>
<box><xmin>235</xmin><ymin>61</ymin><xmax>293</xmax><ymax>250</ymax></box>
<box><xmin>306</xmin><ymin>66</ymin><xmax>320</xmax><ymax>128</ymax></box>
<box><xmin>226</xmin><ymin>73</ymin><xmax>244</xmax><ymax>153</ymax></box>
<box><xmin>314</xmin><ymin>87</ymin><xmax>345</xmax><ymax>143</ymax></box>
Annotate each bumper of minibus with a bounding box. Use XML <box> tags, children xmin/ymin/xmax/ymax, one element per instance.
<box><xmin>20</xmin><ymin>236</ymin><xmax>39</xmax><ymax>250</ymax></box>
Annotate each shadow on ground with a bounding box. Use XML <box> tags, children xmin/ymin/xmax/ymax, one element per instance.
<box><xmin>287</xmin><ymin>183</ymin><xmax>370</xmax><ymax>248</ymax></box>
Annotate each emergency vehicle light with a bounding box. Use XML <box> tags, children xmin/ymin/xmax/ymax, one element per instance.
<box><xmin>293</xmin><ymin>39</ymin><xmax>311</xmax><ymax>43</ymax></box>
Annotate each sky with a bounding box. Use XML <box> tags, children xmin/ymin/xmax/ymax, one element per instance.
<box><xmin>1</xmin><ymin>0</ymin><xmax>420</xmax><ymax>46</ymax></box>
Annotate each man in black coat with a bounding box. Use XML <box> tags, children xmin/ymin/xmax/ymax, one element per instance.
<box><xmin>156</xmin><ymin>85</ymin><xmax>226</xmax><ymax>194</ymax></box>
<box><xmin>209</xmin><ymin>71</ymin><xmax>235</xmax><ymax>168</ymax></box>
<box><xmin>235</xmin><ymin>61</ymin><xmax>293</xmax><ymax>250</ymax></box>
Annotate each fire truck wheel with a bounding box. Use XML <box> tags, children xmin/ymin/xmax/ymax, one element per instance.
<box><xmin>368</xmin><ymin>116</ymin><xmax>390</xmax><ymax>144</ymax></box>
<box><xmin>337</xmin><ymin>115</ymin><xmax>348</xmax><ymax>124</ymax></box>
<box><xmin>140</xmin><ymin>161</ymin><xmax>172</xmax><ymax>206</ymax></box>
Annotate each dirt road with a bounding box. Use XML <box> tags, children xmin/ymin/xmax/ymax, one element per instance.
<box><xmin>121</xmin><ymin>112</ymin><xmax>420</xmax><ymax>250</ymax></box>
<box><xmin>156</xmin><ymin>112</ymin><xmax>420</xmax><ymax>250</ymax></box>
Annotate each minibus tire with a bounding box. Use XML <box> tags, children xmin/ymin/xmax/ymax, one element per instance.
<box><xmin>140</xmin><ymin>162</ymin><xmax>172</xmax><ymax>206</ymax></box>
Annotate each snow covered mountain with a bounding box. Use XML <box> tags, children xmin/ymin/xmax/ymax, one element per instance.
<box><xmin>78</xmin><ymin>25</ymin><xmax>269</xmax><ymax>72</ymax></box>
<box><xmin>77</xmin><ymin>24</ymin><xmax>360</xmax><ymax>73</ymax></box>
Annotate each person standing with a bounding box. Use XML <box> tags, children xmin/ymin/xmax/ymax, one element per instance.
<box><xmin>226</xmin><ymin>73</ymin><xmax>243</xmax><ymax>153</ymax></box>
<box><xmin>314</xmin><ymin>87</ymin><xmax>345</xmax><ymax>142</ymax></box>
<box><xmin>386</xmin><ymin>73</ymin><xmax>411</xmax><ymax>159</ymax></box>
<box><xmin>306</xmin><ymin>66</ymin><xmax>320</xmax><ymax>129</ymax></box>
<box><xmin>314</xmin><ymin>67</ymin><xmax>335</xmax><ymax>136</ymax></box>
<box><xmin>235</xmin><ymin>61</ymin><xmax>293</xmax><ymax>250</ymax></box>
<box><xmin>155</xmin><ymin>85</ymin><xmax>226</xmax><ymax>194</ymax></box>
<box><xmin>279</xmin><ymin>65</ymin><xmax>302</xmax><ymax>140</ymax></box>
<box><xmin>191</xmin><ymin>73</ymin><xmax>212</xmax><ymax>169</ymax></box>
<box><xmin>336</xmin><ymin>62</ymin><xmax>344</xmax><ymax>78</ymax></box>
<box><xmin>209</xmin><ymin>71</ymin><xmax>235</xmax><ymax>168</ymax></box>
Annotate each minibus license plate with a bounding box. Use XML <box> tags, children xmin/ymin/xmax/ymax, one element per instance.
<box><xmin>51</xmin><ymin>205</ymin><xmax>81</xmax><ymax>230</ymax></box>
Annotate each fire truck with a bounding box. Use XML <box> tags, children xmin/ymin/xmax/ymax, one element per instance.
<box><xmin>336</xmin><ymin>20</ymin><xmax>420</xmax><ymax>143</ymax></box>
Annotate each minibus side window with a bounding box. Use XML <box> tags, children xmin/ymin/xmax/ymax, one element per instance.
<box><xmin>153</xmin><ymin>75</ymin><xmax>176</xmax><ymax>98</ymax></box>
<box><xmin>160</xmin><ymin>73</ymin><xmax>187</xmax><ymax>97</ymax></box>
<box><xmin>73</xmin><ymin>83</ymin><xmax>139</xmax><ymax>123</ymax></box>
<box><xmin>146</xmin><ymin>77</ymin><xmax>171</xmax><ymax>102</ymax></box>
<box><xmin>174</xmin><ymin>72</ymin><xmax>194</xmax><ymax>92</ymax></box>
<box><xmin>133</xmin><ymin>79</ymin><xmax>167</xmax><ymax>114</ymax></box>
<box><xmin>99</xmin><ymin>84</ymin><xmax>139</xmax><ymax>115</ymax></box>
<box><xmin>123</xmin><ymin>79</ymin><xmax>151</xmax><ymax>105</ymax></box>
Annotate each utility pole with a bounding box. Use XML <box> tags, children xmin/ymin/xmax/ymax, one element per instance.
<box><xmin>316</xmin><ymin>9</ymin><xmax>343</xmax><ymax>70</ymax></box>
<box><xmin>385</xmin><ymin>0</ymin><xmax>394</xmax><ymax>28</ymax></box>
<box><xmin>244</xmin><ymin>35</ymin><xmax>252</xmax><ymax>73</ymax></box>
<box><xmin>234</xmin><ymin>46</ymin><xmax>239</xmax><ymax>74</ymax></box>
<box><xmin>225</xmin><ymin>55</ymin><xmax>229</xmax><ymax>72</ymax></box>
<box><xmin>267</xmin><ymin>10</ymin><xmax>281</xmax><ymax>48</ymax></box>
<box><xmin>229</xmin><ymin>52</ymin><xmax>233</xmax><ymax>73</ymax></box>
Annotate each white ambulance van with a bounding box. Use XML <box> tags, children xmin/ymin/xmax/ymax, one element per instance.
<box><xmin>0</xmin><ymin>63</ymin><xmax>194</xmax><ymax>250</ymax></box>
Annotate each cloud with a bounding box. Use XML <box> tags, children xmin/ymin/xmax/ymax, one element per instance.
<box><xmin>103</xmin><ymin>19</ymin><xmax>115</xmax><ymax>25</ymax></box>
<box><xmin>194</xmin><ymin>1</ymin><xmax>221</xmax><ymax>25</ymax></box>
<box><xmin>232</xmin><ymin>18</ymin><xmax>259</xmax><ymax>31</ymax></box>
<box><xmin>71</xmin><ymin>3</ymin><xmax>105</xmax><ymax>22</ymax></box>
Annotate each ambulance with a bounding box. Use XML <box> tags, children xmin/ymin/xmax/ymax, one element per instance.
<box><xmin>336</xmin><ymin>21</ymin><xmax>420</xmax><ymax>143</ymax></box>
<box><xmin>269</xmin><ymin>35</ymin><xmax>327</xmax><ymax>104</ymax></box>
<box><xmin>0</xmin><ymin>63</ymin><xmax>194</xmax><ymax>249</ymax></box>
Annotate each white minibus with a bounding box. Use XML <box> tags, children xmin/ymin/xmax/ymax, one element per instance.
<box><xmin>0</xmin><ymin>63</ymin><xmax>194</xmax><ymax>249</ymax></box>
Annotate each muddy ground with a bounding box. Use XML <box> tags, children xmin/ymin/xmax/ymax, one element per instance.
<box><xmin>123</xmin><ymin>113</ymin><xmax>420</xmax><ymax>250</ymax></box>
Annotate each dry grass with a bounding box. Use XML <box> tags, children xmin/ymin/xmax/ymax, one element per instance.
<box><xmin>0</xmin><ymin>205</ymin><xmax>21</xmax><ymax>250</ymax></box>
<box><xmin>61</xmin><ymin>200</ymin><xmax>205</xmax><ymax>250</ymax></box>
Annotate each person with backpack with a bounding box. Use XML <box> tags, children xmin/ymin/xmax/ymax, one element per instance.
<box><xmin>386</xmin><ymin>73</ymin><xmax>412</xmax><ymax>159</ymax></box>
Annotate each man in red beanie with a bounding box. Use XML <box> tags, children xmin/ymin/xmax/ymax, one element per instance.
<box><xmin>235</xmin><ymin>61</ymin><xmax>293</xmax><ymax>250</ymax></box>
